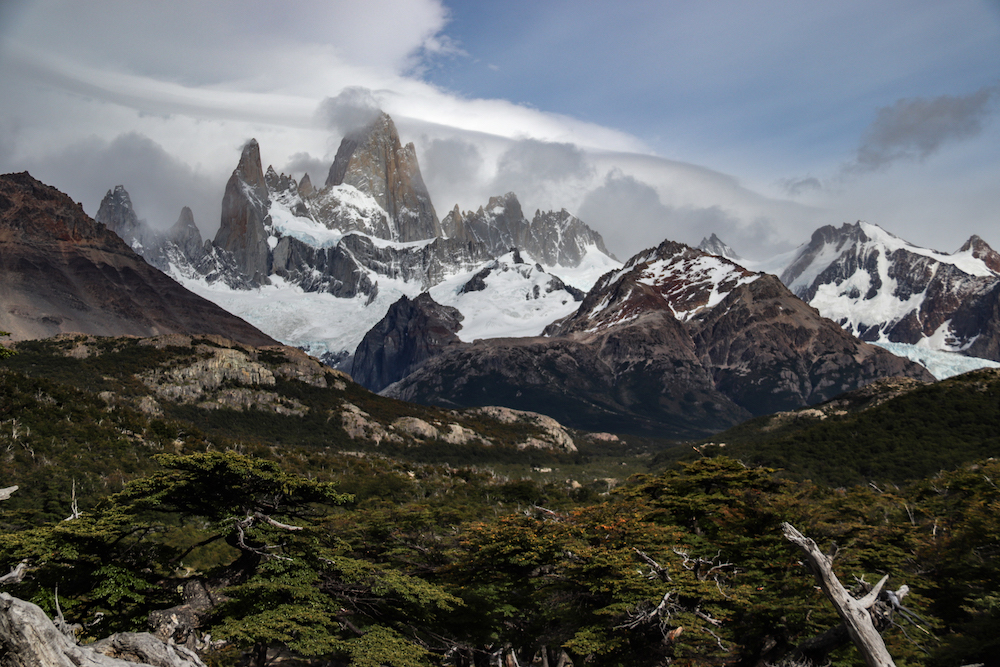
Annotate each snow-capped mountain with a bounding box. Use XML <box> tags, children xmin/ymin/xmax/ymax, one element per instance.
<box><xmin>777</xmin><ymin>221</ymin><xmax>1000</xmax><ymax>362</ymax></box>
<box><xmin>107</xmin><ymin>111</ymin><xmax>618</xmax><ymax>365</ymax></box>
<box><xmin>548</xmin><ymin>240</ymin><xmax>759</xmax><ymax>334</ymax></box>
<box><xmin>381</xmin><ymin>240</ymin><xmax>931</xmax><ymax>438</ymax></box>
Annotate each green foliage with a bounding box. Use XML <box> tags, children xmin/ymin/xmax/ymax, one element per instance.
<box><xmin>0</xmin><ymin>330</ymin><xmax>14</xmax><ymax>359</ymax></box>
<box><xmin>689</xmin><ymin>369</ymin><xmax>1000</xmax><ymax>486</ymax></box>
<box><xmin>7</xmin><ymin>335</ymin><xmax>1000</xmax><ymax>665</ymax></box>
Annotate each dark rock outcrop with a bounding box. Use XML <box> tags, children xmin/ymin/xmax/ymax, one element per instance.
<box><xmin>0</xmin><ymin>172</ymin><xmax>276</xmax><ymax>346</ymax></box>
<box><xmin>352</xmin><ymin>292</ymin><xmax>463</xmax><ymax>392</ymax></box>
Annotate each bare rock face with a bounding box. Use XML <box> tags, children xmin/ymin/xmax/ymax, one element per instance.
<box><xmin>95</xmin><ymin>185</ymin><xmax>144</xmax><ymax>246</ymax></box>
<box><xmin>0</xmin><ymin>592</ymin><xmax>206</xmax><ymax>667</ymax></box>
<box><xmin>96</xmin><ymin>186</ymin><xmax>207</xmax><ymax>275</ymax></box>
<box><xmin>441</xmin><ymin>192</ymin><xmax>614</xmax><ymax>267</ymax></box>
<box><xmin>352</xmin><ymin>292</ymin><xmax>464</xmax><ymax>392</ymax></box>
<box><xmin>326</xmin><ymin>112</ymin><xmax>440</xmax><ymax>242</ymax></box>
<box><xmin>165</xmin><ymin>207</ymin><xmax>204</xmax><ymax>263</ymax></box>
<box><xmin>0</xmin><ymin>172</ymin><xmax>276</xmax><ymax>347</ymax></box>
<box><xmin>387</xmin><ymin>240</ymin><xmax>934</xmax><ymax>438</ymax></box>
<box><xmin>212</xmin><ymin>140</ymin><xmax>272</xmax><ymax>285</ymax></box>
<box><xmin>686</xmin><ymin>274</ymin><xmax>932</xmax><ymax>414</ymax></box>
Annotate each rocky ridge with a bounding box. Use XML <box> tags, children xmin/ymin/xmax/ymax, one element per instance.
<box><xmin>778</xmin><ymin>221</ymin><xmax>1000</xmax><ymax>361</ymax></box>
<box><xmin>0</xmin><ymin>172</ymin><xmax>275</xmax><ymax>347</ymax></box>
<box><xmin>442</xmin><ymin>192</ymin><xmax>615</xmax><ymax>266</ymax></box>
<box><xmin>17</xmin><ymin>333</ymin><xmax>580</xmax><ymax>453</ymax></box>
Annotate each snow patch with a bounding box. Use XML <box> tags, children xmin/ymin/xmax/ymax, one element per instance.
<box><xmin>873</xmin><ymin>342</ymin><xmax>1000</xmax><ymax>380</ymax></box>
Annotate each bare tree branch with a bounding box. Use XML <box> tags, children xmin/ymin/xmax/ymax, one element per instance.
<box><xmin>781</xmin><ymin>522</ymin><xmax>897</xmax><ymax>667</ymax></box>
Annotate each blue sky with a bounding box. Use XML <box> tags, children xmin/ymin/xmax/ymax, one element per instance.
<box><xmin>0</xmin><ymin>0</ymin><xmax>998</xmax><ymax>259</ymax></box>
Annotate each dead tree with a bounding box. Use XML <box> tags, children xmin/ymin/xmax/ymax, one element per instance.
<box><xmin>781</xmin><ymin>522</ymin><xmax>896</xmax><ymax>667</ymax></box>
<box><xmin>0</xmin><ymin>592</ymin><xmax>207</xmax><ymax>667</ymax></box>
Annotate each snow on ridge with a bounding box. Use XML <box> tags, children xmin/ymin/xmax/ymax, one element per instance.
<box><xmin>542</xmin><ymin>245</ymin><xmax>622</xmax><ymax>291</ymax></box>
<box><xmin>638</xmin><ymin>253</ymin><xmax>759</xmax><ymax>321</ymax></box>
<box><xmin>430</xmin><ymin>251</ymin><xmax>583</xmax><ymax>342</ymax></box>
<box><xmin>858</xmin><ymin>221</ymin><xmax>994</xmax><ymax>277</ymax></box>
<box><xmin>809</xmin><ymin>246</ymin><xmax>927</xmax><ymax>338</ymax></box>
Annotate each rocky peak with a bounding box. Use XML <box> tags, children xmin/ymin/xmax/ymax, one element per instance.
<box><xmin>959</xmin><ymin>234</ymin><xmax>1000</xmax><ymax>274</ymax></box>
<box><xmin>265</xmin><ymin>165</ymin><xmax>296</xmax><ymax>194</ymax></box>
<box><xmin>324</xmin><ymin>111</ymin><xmax>440</xmax><ymax>242</ymax></box>
<box><xmin>351</xmin><ymin>292</ymin><xmax>464</xmax><ymax>392</ymax></box>
<box><xmin>443</xmin><ymin>192</ymin><xmax>613</xmax><ymax>268</ymax></box>
<box><xmin>166</xmin><ymin>206</ymin><xmax>204</xmax><ymax>260</ymax></box>
<box><xmin>697</xmin><ymin>233</ymin><xmax>741</xmax><ymax>261</ymax></box>
<box><xmin>444</xmin><ymin>192</ymin><xmax>527</xmax><ymax>246</ymax></box>
<box><xmin>298</xmin><ymin>173</ymin><xmax>314</xmax><ymax>197</ymax></box>
<box><xmin>550</xmin><ymin>240</ymin><xmax>758</xmax><ymax>336</ymax></box>
<box><xmin>213</xmin><ymin>139</ymin><xmax>273</xmax><ymax>285</ymax></box>
<box><xmin>235</xmin><ymin>139</ymin><xmax>268</xmax><ymax>199</ymax></box>
<box><xmin>95</xmin><ymin>184</ymin><xmax>143</xmax><ymax>244</ymax></box>
<box><xmin>779</xmin><ymin>222</ymin><xmax>872</xmax><ymax>295</ymax></box>
<box><xmin>529</xmin><ymin>208</ymin><xmax>614</xmax><ymax>266</ymax></box>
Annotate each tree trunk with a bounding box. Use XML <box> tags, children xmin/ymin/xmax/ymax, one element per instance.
<box><xmin>0</xmin><ymin>593</ymin><xmax>205</xmax><ymax>667</ymax></box>
<box><xmin>781</xmin><ymin>522</ymin><xmax>896</xmax><ymax>667</ymax></box>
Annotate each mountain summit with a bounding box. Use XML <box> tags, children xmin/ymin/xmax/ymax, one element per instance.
<box><xmin>382</xmin><ymin>240</ymin><xmax>931</xmax><ymax>438</ymax></box>
<box><xmin>779</xmin><ymin>221</ymin><xmax>1000</xmax><ymax>361</ymax></box>
<box><xmin>325</xmin><ymin>112</ymin><xmax>440</xmax><ymax>241</ymax></box>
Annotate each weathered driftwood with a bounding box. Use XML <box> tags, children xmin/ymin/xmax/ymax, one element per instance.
<box><xmin>781</xmin><ymin>522</ymin><xmax>896</xmax><ymax>667</ymax></box>
<box><xmin>0</xmin><ymin>593</ymin><xmax>206</xmax><ymax>667</ymax></box>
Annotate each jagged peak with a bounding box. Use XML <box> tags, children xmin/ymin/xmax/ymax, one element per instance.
<box><xmin>326</xmin><ymin>111</ymin><xmax>395</xmax><ymax>188</ymax></box>
<box><xmin>298</xmin><ymin>173</ymin><xmax>314</xmax><ymax>196</ymax></box>
<box><xmin>235</xmin><ymin>139</ymin><xmax>267</xmax><ymax>191</ymax></box>
<box><xmin>697</xmin><ymin>233</ymin><xmax>741</xmax><ymax>260</ymax></box>
<box><xmin>103</xmin><ymin>184</ymin><xmax>133</xmax><ymax>205</ymax></box>
<box><xmin>959</xmin><ymin>234</ymin><xmax>1000</xmax><ymax>274</ymax></box>
<box><xmin>173</xmin><ymin>206</ymin><xmax>197</xmax><ymax>230</ymax></box>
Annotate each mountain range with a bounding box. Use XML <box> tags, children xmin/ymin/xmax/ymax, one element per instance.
<box><xmin>10</xmin><ymin>108</ymin><xmax>999</xmax><ymax>439</ymax></box>
<box><xmin>774</xmin><ymin>221</ymin><xmax>1000</xmax><ymax>363</ymax></box>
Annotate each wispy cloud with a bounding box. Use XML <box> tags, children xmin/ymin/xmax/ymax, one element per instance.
<box><xmin>846</xmin><ymin>85</ymin><xmax>999</xmax><ymax>173</ymax></box>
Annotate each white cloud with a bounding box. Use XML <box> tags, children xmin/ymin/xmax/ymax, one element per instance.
<box><xmin>0</xmin><ymin>0</ymin><xmax>997</xmax><ymax>266</ymax></box>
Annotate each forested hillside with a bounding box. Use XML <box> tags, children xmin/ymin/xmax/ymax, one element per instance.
<box><xmin>2</xmin><ymin>337</ymin><xmax>1000</xmax><ymax>666</ymax></box>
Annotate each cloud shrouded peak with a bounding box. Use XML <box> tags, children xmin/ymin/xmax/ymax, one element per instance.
<box><xmin>318</xmin><ymin>87</ymin><xmax>385</xmax><ymax>136</ymax></box>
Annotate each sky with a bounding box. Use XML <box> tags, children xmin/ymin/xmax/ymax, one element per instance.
<box><xmin>0</xmin><ymin>0</ymin><xmax>998</xmax><ymax>261</ymax></box>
